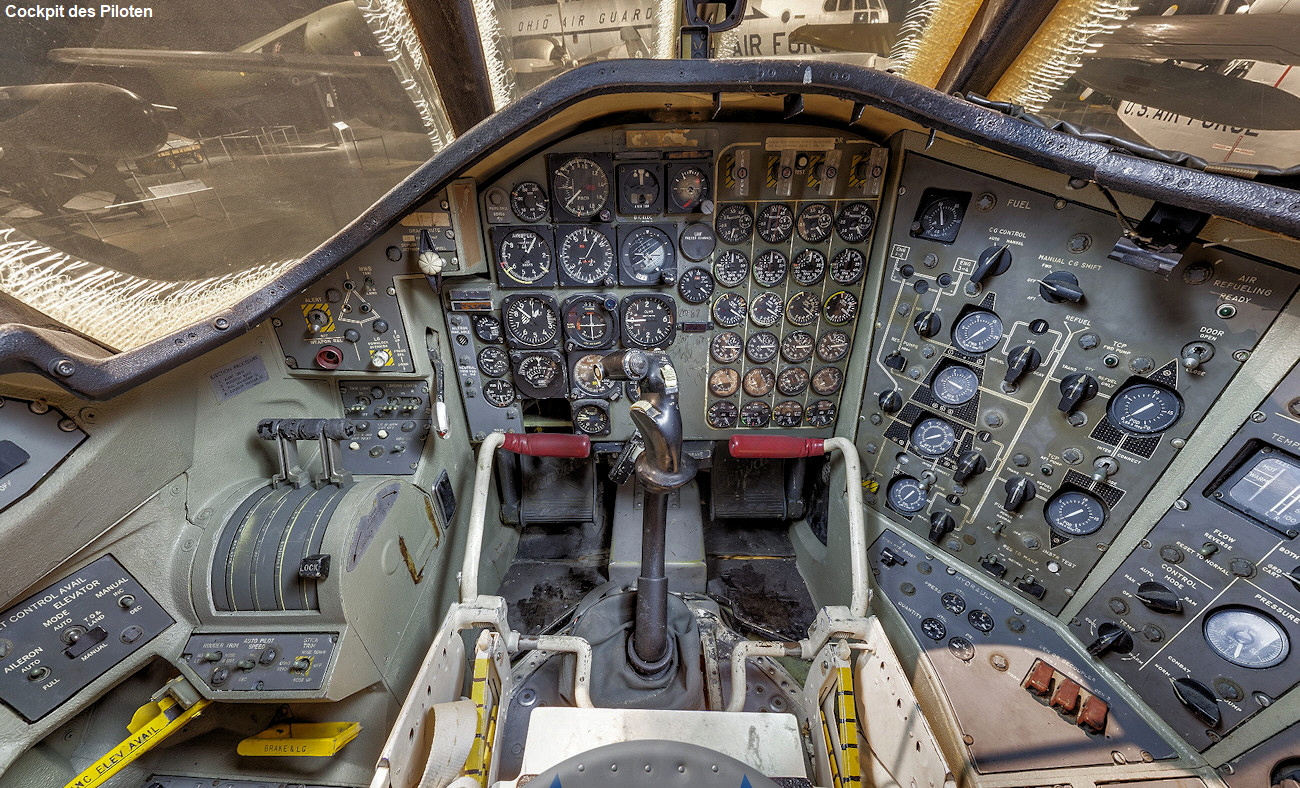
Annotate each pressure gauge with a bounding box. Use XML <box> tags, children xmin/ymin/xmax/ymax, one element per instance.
<box><xmin>573</xmin><ymin>401</ymin><xmax>612</xmax><ymax>435</ymax></box>
<box><xmin>707</xmin><ymin>400</ymin><xmax>739</xmax><ymax>429</ymax></box>
<box><xmin>823</xmin><ymin>290</ymin><xmax>859</xmax><ymax>325</ymax></box>
<box><xmin>1204</xmin><ymin>608</ymin><xmax>1290</xmax><ymax>669</ymax></box>
<box><xmin>781</xmin><ymin>331</ymin><xmax>814</xmax><ymax>363</ymax></box>
<box><xmin>745</xmin><ymin>331</ymin><xmax>779</xmax><ymax>364</ymax></box>
<box><xmin>951</xmin><ymin>310</ymin><xmax>1004</xmax><ymax>354</ymax></box>
<box><xmin>910</xmin><ymin>416</ymin><xmax>957</xmax><ymax>457</ymax></box>
<box><xmin>773</xmin><ymin>400</ymin><xmax>803</xmax><ymax>427</ymax></box>
<box><xmin>811</xmin><ymin>366</ymin><xmax>844</xmax><ymax>396</ymax></box>
<box><xmin>816</xmin><ymin>330</ymin><xmax>850</xmax><ymax>362</ymax></box>
<box><xmin>716</xmin><ymin>203</ymin><xmax>754</xmax><ymax>244</ymax></box>
<box><xmin>711</xmin><ymin>331</ymin><xmax>743</xmax><ymax>363</ymax></box>
<box><xmin>743</xmin><ymin>367</ymin><xmax>775</xmax><ymax>397</ymax></box>
<box><xmin>753</xmin><ymin>249</ymin><xmax>788</xmax><ymax>287</ymax></box>
<box><xmin>714</xmin><ymin>249</ymin><xmax>749</xmax><ymax>287</ymax></box>
<box><xmin>834</xmin><ymin>202</ymin><xmax>875</xmax><ymax>243</ymax></box>
<box><xmin>713</xmin><ymin>293</ymin><xmax>747</xmax><ymax>327</ymax></box>
<box><xmin>797</xmin><ymin>203</ymin><xmax>833</xmax><ymax>243</ymax></box>
<box><xmin>677</xmin><ymin>267</ymin><xmax>715</xmax><ymax>304</ymax></box>
<box><xmin>932</xmin><ymin>365</ymin><xmax>980</xmax><ymax>406</ymax></box>
<box><xmin>792</xmin><ymin>249</ymin><xmax>827</xmax><ymax>286</ymax></box>
<box><xmin>778</xmin><ymin>366</ymin><xmax>809</xmax><ymax>396</ymax></box>
<box><xmin>805</xmin><ymin>400</ymin><xmax>837</xmax><ymax>427</ymax></box>
<box><xmin>831</xmin><ymin>248</ymin><xmax>866</xmax><ymax>285</ymax></box>
<box><xmin>509</xmin><ymin>181</ymin><xmax>549</xmax><ymax>222</ymax></box>
<box><xmin>740</xmin><ymin>401</ymin><xmax>772</xmax><ymax>428</ymax></box>
<box><xmin>1108</xmin><ymin>383</ymin><xmax>1183</xmax><ymax>434</ymax></box>
<box><xmin>709</xmin><ymin>368</ymin><xmax>741</xmax><ymax>397</ymax></box>
<box><xmin>749</xmin><ymin>292</ymin><xmax>784</xmax><ymax>327</ymax></box>
<box><xmin>1044</xmin><ymin>490</ymin><xmax>1107</xmax><ymax>537</ymax></box>
<box><xmin>887</xmin><ymin>476</ymin><xmax>928</xmax><ymax>515</ymax></box>
<box><xmin>757</xmin><ymin>203</ymin><xmax>794</xmax><ymax>243</ymax></box>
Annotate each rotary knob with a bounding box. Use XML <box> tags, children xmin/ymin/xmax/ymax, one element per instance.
<box><xmin>1002</xmin><ymin>476</ymin><xmax>1037</xmax><ymax>513</ymax></box>
<box><xmin>1057</xmin><ymin>373</ymin><xmax>1099</xmax><ymax>415</ymax></box>
<box><xmin>1086</xmin><ymin>622</ymin><xmax>1134</xmax><ymax>658</ymax></box>
<box><xmin>928</xmin><ymin>511</ymin><xmax>956</xmax><ymax>544</ymax></box>
<box><xmin>971</xmin><ymin>245</ymin><xmax>1012</xmax><ymax>286</ymax></box>
<box><xmin>1039</xmin><ymin>271</ymin><xmax>1085</xmax><ymax>303</ymax></box>
<box><xmin>913</xmin><ymin>311</ymin><xmax>942</xmax><ymax>338</ymax></box>
<box><xmin>878</xmin><ymin>390</ymin><xmax>903</xmax><ymax>414</ymax></box>
<box><xmin>952</xmin><ymin>451</ymin><xmax>987</xmax><ymax>485</ymax></box>
<box><xmin>1004</xmin><ymin>345</ymin><xmax>1042</xmax><ymax>385</ymax></box>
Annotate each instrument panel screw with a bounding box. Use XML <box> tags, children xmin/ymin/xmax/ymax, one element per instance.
<box><xmin>1174</xmin><ymin>499</ymin><xmax>1189</xmax><ymax>510</ymax></box>
<box><xmin>51</xmin><ymin>359</ymin><xmax>75</xmax><ymax>377</ymax></box>
<box><xmin>213</xmin><ymin>317</ymin><xmax>230</xmax><ymax>331</ymax></box>
<box><xmin>1233</xmin><ymin>349</ymin><xmax>1250</xmax><ymax>362</ymax></box>
<box><xmin>1250</xmin><ymin>411</ymin><xmax>1267</xmax><ymax>423</ymax></box>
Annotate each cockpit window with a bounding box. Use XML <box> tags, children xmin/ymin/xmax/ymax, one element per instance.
<box><xmin>0</xmin><ymin>0</ymin><xmax>450</xmax><ymax>350</ymax></box>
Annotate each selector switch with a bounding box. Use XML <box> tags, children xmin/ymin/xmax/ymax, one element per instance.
<box><xmin>981</xmin><ymin>558</ymin><xmax>1007</xmax><ymax>578</ymax></box>
<box><xmin>1038</xmin><ymin>271</ymin><xmax>1085</xmax><ymax>303</ymax></box>
<box><xmin>1016</xmin><ymin>578</ymin><xmax>1046</xmax><ymax>600</ymax></box>
<box><xmin>1002</xmin><ymin>476</ymin><xmax>1037</xmax><ymax>513</ymax></box>
<box><xmin>236</xmin><ymin>659</ymin><xmax>257</xmax><ymax>672</ymax></box>
<box><xmin>878</xmin><ymin>390</ymin><xmax>903</xmax><ymax>414</ymax></box>
<box><xmin>1171</xmin><ymin>676</ymin><xmax>1221</xmax><ymax>727</ymax></box>
<box><xmin>1003</xmin><ymin>345</ymin><xmax>1042</xmax><ymax>385</ymax></box>
<box><xmin>971</xmin><ymin>245</ymin><xmax>1013</xmax><ymax>286</ymax></box>
<box><xmin>952</xmin><ymin>451</ymin><xmax>987</xmax><ymax>485</ymax></box>
<box><xmin>1057</xmin><ymin>373</ymin><xmax>1099</xmax><ymax>415</ymax></box>
<box><xmin>1135</xmin><ymin>581</ymin><xmax>1183</xmax><ymax>614</ymax></box>
<box><xmin>928</xmin><ymin>511</ymin><xmax>956</xmax><ymax>544</ymax></box>
<box><xmin>63</xmin><ymin>626</ymin><xmax>107</xmax><ymax>659</ymax></box>
<box><xmin>1085</xmin><ymin>622</ymin><xmax>1134</xmax><ymax>657</ymax></box>
<box><xmin>913</xmin><ymin>311</ymin><xmax>942</xmax><ymax>338</ymax></box>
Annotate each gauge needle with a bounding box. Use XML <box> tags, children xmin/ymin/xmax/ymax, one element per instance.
<box><xmin>967</xmin><ymin>326</ymin><xmax>987</xmax><ymax>339</ymax></box>
<box><xmin>1131</xmin><ymin>403</ymin><xmax>1155</xmax><ymax>416</ymax></box>
<box><xmin>1064</xmin><ymin>508</ymin><xmax>1084</xmax><ymax>519</ymax></box>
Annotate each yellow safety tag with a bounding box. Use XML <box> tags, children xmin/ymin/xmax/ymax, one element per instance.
<box><xmin>236</xmin><ymin>721</ymin><xmax>362</xmax><ymax>757</ymax></box>
<box><xmin>63</xmin><ymin>693</ymin><xmax>211</xmax><ymax>788</ymax></box>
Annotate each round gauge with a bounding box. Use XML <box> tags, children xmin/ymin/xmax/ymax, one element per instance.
<box><xmin>951</xmin><ymin>310</ymin><xmax>1004</xmax><ymax>354</ymax></box>
<box><xmin>805</xmin><ymin>399</ymin><xmax>837</xmax><ymax>427</ymax></box>
<box><xmin>743</xmin><ymin>367</ymin><xmax>775</xmax><ymax>397</ymax></box>
<box><xmin>716</xmin><ymin>203</ymin><xmax>754</xmax><ymax>244</ymax></box>
<box><xmin>563</xmin><ymin>295</ymin><xmax>615</xmax><ymax>349</ymax></box>
<box><xmin>811</xmin><ymin>366</ymin><xmax>843</xmax><ymax>396</ymax></box>
<box><xmin>797</xmin><ymin>203</ymin><xmax>834</xmax><ymax>243</ymax></box>
<box><xmin>817</xmin><ymin>330</ymin><xmax>850</xmax><ymax>362</ymax></box>
<box><xmin>887</xmin><ymin>476</ymin><xmax>928</xmax><ymax>514</ymax></box>
<box><xmin>835</xmin><ymin>202</ymin><xmax>876</xmax><ymax>243</ymax></box>
<box><xmin>669</xmin><ymin>167</ymin><xmax>709</xmax><ymax>211</ymax></box>
<box><xmin>740</xmin><ymin>401</ymin><xmax>772</xmax><ymax>428</ymax></box>
<box><xmin>750</xmin><ymin>292</ymin><xmax>784</xmax><ymax>327</ymax></box>
<box><xmin>711</xmin><ymin>331</ymin><xmax>743</xmax><ymax>363</ymax></box>
<box><xmin>553</xmin><ymin>156</ymin><xmax>609</xmax><ymax>218</ymax></box>
<box><xmin>1205</xmin><ymin>608</ymin><xmax>1290</xmax><ymax>668</ymax></box>
<box><xmin>968</xmin><ymin>609</ymin><xmax>995</xmax><ymax>633</ymax></box>
<box><xmin>572</xmin><ymin>353</ymin><xmax>616</xmax><ymax>397</ymax></box>
<box><xmin>621</xmin><ymin>295</ymin><xmax>675</xmax><ymax>349</ymax></box>
<box><xmin>823</xmin><ymin>290</ymin><xmax>859</xmax><ymax>325</ymax></box>
<box><xmin>1107</xmin><ymin>383</ymin><xmax>1183</xmax><ymax>434</ymax></box>
<box><xmin>509</xmin><ymin>181</ymin><xmax>548</xmax><ymax>222</ymax></box>
<box><xmin>482</xmin><ymin>379</ymin><xmax>516</xmax><ymax>408</ymax></box>
<box><xmin>620</xmin><ymin>226</ymin><xmax>676</xmax><ymax>284</ymax></box>
<box><xmin>714</xmin><ymin>249</ymin><xmax>749</xmax><ymax>287</ymax></box>
<box><xmin>785</xmin><ymin>291</ymin><xmax>821</xmax><ymax>327</ymax></box>
<box><xmin>911</xmin><ymin>416</ymin><xmax>957</xmax><ymax>457</ymax></box>
<box><xmin>773</xmin><ymin>400</ymin><xmax>803</xmax><ymax>428</ymax></box>
<box><xmin>504</xmin><ymin>295</ymin><xmax>559</xmax><ymax>347</ymax></box>
<box><xmin>573</xmin><ymin>402</ymin><xmax>611</xmax><ymax>435</ymax></box>
<box><xmin>941</xmin><ymin>592</ymin><xmax>966</xmax><ymax>614</ymax></box>
<box><xmin>921</xmin><ymin>617</ymin><xmax>947</xmax><ymax>642</ymax></box>
<box><xmin>915</xmin><ymin>195</ymin><xmax>965</xmax><ymax>243</ymax></box>
<box><xmin>831</xmin><ymin>248</ymin><xmax>866</xmax><ymax>285</ymax></box>
<box><xmin>746</xmin><ymin>331</ymin><xmax>779</xmax><ymax>364</ymax></box>
<box><xmin>782</xmin><ymin>331</ymin><xmax>814</xmax><ymax>363</ymax></box>
<box><xmin>778</xmin><ymin>366</ymin><xmax>810</xmax><ymax>396</ymax></box>
<box><xmin>792</xmin><ymin>249</ymin><xmax>827</xmax><ymax>286</ymax></box>
<box><xmin>753</xmin><ymin>249</ymin><xmax>789</xmax><ymax>287</ymax></box>
<box><xmin>517</xmin><ymin>353</ymin><xmax>562</xmax><ymax>389</ymax></box>
<box><xmin>473</xmin><ymin>315</ymin><xmax>502</xmax><ymax>343</ymax></box>
<box><xmin>558</xmin><ymin>227</ymin><xmax>615</xmax><ymax>285</ymax></box>
<box><xmin>678</xmin><ymin>267</ymin><xmax>715</xmax><ymax>304</ymax></box>
<box><xmin>1045</xmin><ymin>490</ymin><xmax>1107</xmax><ymax>537</ymax></box>
<box><xmin>708</xmin><ymin>400</ymin><xmax>739</xmax><ymax>429</ymax></box>
<box><xmin>713</xmin><ymin>293</ymin><xmax>747</xmax><ymax>327</ymax></box>
<box><xmin>477</xmin><ymin>347</ymin><xmax>509</xmax><ymax>377</ymax></box>
<box><xmin>948</xmin><ymin>636</ymin><xmax>975</xmax><ymax>662</ymax></box>
<box><xmin>709</xmin><ymin>368</ymin><xmax>741</xmax><ymax>397</ymax></box>
<box><xmin>932</xmin><ymin>365</ymin><xmax>980</xmax><ymax>406</ymax></box>
<box><xmin>619</xmin><ymin>165</ymin><xmax>659</xmax><ymax>211</ymax></box>
<box><xmin>497</xmin><ymin>228</ymin><xmax>553</xmax><ymax>284</ymax></box>
<box><xmin>679</xmin><ymin>225</ymin><xmax>717</xmax><ymax>262</ymax></box>
<box><xmin>758</xmin><ymin>203</ymin><xmax>795</xmax><ymax>244</ymax></box>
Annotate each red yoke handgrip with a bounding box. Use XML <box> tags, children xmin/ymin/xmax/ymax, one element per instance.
<box><xmin>501</xmin><ymin>433</ymin><xmax>591</xmax><ymax>458</ymax></box>
<box><xmin>728</xmin><ymin>435</ymin><xmax>825</xmax><ymax>459</ymax></box>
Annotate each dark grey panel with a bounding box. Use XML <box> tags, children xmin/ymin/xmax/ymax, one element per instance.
<box><xmin>337</xmin><ymin>380</ymin><xmax>431</xmax><ymax>475</ymax></box>
<box><xmin>181</xmin><ymin>632</ymin><xmax>336</xmax><ymax>693</ymax></box>
<box><xmin>0</xmin><ymin>397</ymin><xmax>87</xmax><ymax>514</ymax></box>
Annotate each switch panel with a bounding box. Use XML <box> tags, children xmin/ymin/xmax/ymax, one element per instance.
<box><xmin>0</xmin><ymin>397</ymin><xmax>87</xmax><ymax>514</ymax></box>
<box><xmin>337</xmin><ymin>380</ymin><xmax>431</xmax><ymax>475</ymax></box>
<box><xmin>180</xmin><ymin>632</ymin><xmax>336</xmax><ymax>694</ymax></box>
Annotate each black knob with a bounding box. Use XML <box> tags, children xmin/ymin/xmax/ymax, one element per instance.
<box><xmin>972</xmin><ymin>245</ymin><xmax>1013</xmax><ymax>286</ymax></box>
<box><xmin>952</xmin><ymin>451</ymin><xmax>987</xmax><ymax>484</ymax></box>
<box><xmin>928</xmin><ymin>512</ymin><xmax>956</xmax><ymax>544</ymax></box>
<box><xmin>1039</xmin><ymin>271</ymin><xmax>1085</xmax><ymax>303</ymax></box>
<box><xmin>1171</xmin><ymin>676</ymin><xmax>1221</xmax><ymax>727</ymax></box>
<box><xmin>1086</xmin><ymin>622</ymin><xmax>1134</xmax><ymax>657</ymax></box>
<box><xmin>1004</xmin><ymin>345</ymin><xmax>1042</xmax><ymax>385</ymax></box>
<box><xmin>878</xmin><ymin>390</ymin><xmax>903</xmax><ymax>413</ymax></box>
<box><xmin>1057</xmin><ymin>373</ymin><xmax>1099</xmax><ymax>415</ymax></box>
<box><xmin>1135</xmin><ymin>581</ymin><xmax>1183</xmax><ymax>614</ymax></box>
<box><xmin>913</xmin><ymin>311</ymin><xmax>942</xmax><ymax>338</ymax></box>
<box><xmin>1002</xmin><ymin>476</ymin><xmax>1037</xmax><ymax>512</ymax></box>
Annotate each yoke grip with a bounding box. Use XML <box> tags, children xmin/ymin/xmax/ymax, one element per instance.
<box><xmin>728</xmin><ymin>435</ymin><xmax>825</xmax><ymax>459</ymax></box>
<box><xmin>501</xmin><ymin>433</ymin><xmax>591</xmax><ymax>458</ymax></box>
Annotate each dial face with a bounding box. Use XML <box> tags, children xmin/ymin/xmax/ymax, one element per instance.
<box><xmin>714</xmin><ymin>249</ymin><xmax>749</xmax><ymax>287</ymax></box>
<box><xmin>932</xmin><ymin>365</ymin><xmax>980</xmax><ymax>406</ymax></box>
<box><xmin>835</xmin><ymin>202</ymin><xmax>875</xmax><ymax>243</ymax></box>
<box><xmin>951</xmin><ymin>310</ymin><xmax>1004</xmax><ymax>354</ymax></box>
<box><xmin>792</xmin><ymin>249</ymin><xmax>827</xmax><ymax>286</ymax></box>
<box><xmin>887</xmin><ymin>477</ymin><xmax>927</xmax><ymax>514</ymax></box>
<box><xmin>968</xmin><ymin>610</ymin><xmax>995</xmax><ymax>633</ymax></box>
<box><xmin>753</xmin><ymin>249</ymin><xmax>788</xmax><ymax>287</ymax></box>
<box><xmin>709</xmin><ymin>368</ymin><xmax>741</xmax><ymax>397</ymax></box>
<box><xmin>831</xmin><ymin>248</ymin><xmax>866</xmax><ymax>285</ymax></box>
<box><xmin>708</xmin><ymin>400</ymin><xmax>739</xmax><ymax>429</ymax></box>
<box><xmin>676</xmin><ymin>267</ymin><xmax>716</xmax><ymax>305</ymax></box>
<box><xmin>716</xmin><ymin>203</ymin><xmax>754</xmax><ymax>244</ymax></box>
<box><xmin>619</xmin><ymin>165</ymin><xmax>660</xmax><ymax>212</ymax></box>
<box><xmin>758</xmin><ymin>203</ymin><xmax>795</xmax><ymax>244</ymax></box>
<box><xmin>811</xmin><ymin>366</ymin><xmax>843</xmax><ymax>396</ymax></box>
<box><xmin>620</xmin><ymin>227</ymin><xmax>675</xmax><ymax>283</ymax></box>
<box><xmin>1045</xmin><ymin>490</ymin><xmax>1107</xmax><ymax>537</ymax></box>
<box><xmin>473</xmin><ymin>315</ymin><xmax>502</xmax><ymax>343</ymax></box>
<box><xmin>941</xmin><ymin>592</ymin><xmax>966</xmax><ymax>614</ymax></box>
<box><xmin>743</xmin><ymin>367</ymin><xmax>775</xmax><ymax>397</ymax></box>
<box><xmin>797</xmin><ymin>203</ymin><xmax>834</xmax><ymax>243</ymax></box>
<box><xmin>669</xmin><ymin>166</ymin><xmax>709</xmax><ymax>211</ymax></box>
<box><xmin>477</xmin><ymin>347</ymin><xmax>509</xmax><ymax>377</ymax></box>
<box><xmin>817</xmin><ymin>330</ymin><xmax>850</xmax><ymax>362</ymax></box>
<box><xmin>914</xmin><ymin>194</ymin><xmax>966</xmax><ymax>243</ymax></box>
<box><xmin>679</xmin><ymin>224</ymin><xmax>717</xmax><ymax>262</ymax></box>
<box><xmin>778</xmin><ymin>366</ymin><xmax>809</xmax><ymax>396</ymax></box>
<box><xmin>1108</xmin><ymin>383</ymin><xmax>1183</xmax><ymax>434</ymax></box>
<box><xmin>782</xmin><ymin>331</ymin><xmax>814</xmax><ymax>363</ymax></box>
<box><xmin>740</xmin><ymin>401</ymin><xmax>772</xmax><ymax>428</ymax></box>
<box><xmin>482</xmin><ymin>378</ymin><xmax>516</xmax><ymax>408</ymax></box>
<box><xmin>750</xmin><ymin>292</ymin><xmax>784</xmax><ymax>327</ymax></box>
<box><xmin>563</xmin><ymin>295</ymin><xmax>615</xmax><ymax>349</ymax></box>
<box><xmin>746</xmin><ymin>331</ymin><xmax>779</xmax><ymax>364</ymax></box>
<box><xmin>1204</xmin><ymin>608</ymin><xmax>1290</xmax><ymax>668</ymax></box>
<box><xmin>773</xmin><ymin>400</ymin><xmax>803</xmax><ymax>428</ymax></box>
<box><xmin>948</xmin><ymin>636</ymin><xmax>975</xmax><ymax>661</ymax></box>
<box><xmin>910</xmin><ymin>416</ymin><xmax>957</xmax><ymax>457</ymax></box>
<box><xmin>713</xmin><ymin>292</ymin><xmax>747</xmax><ymax>327</ymax></box>
<box><xmin>921</xmin><ymin>617</ymin><xmax>947</xmax><ymax>641</ymax></box>
<box><xmin>517</xmin><ymin>353</ymin><xmax>562</xmax><ymax>389</ymax></box>
<box><xmin>498</xmin><ymin>229</ymin><xmax>553</xmax><ymax>284</ymax></box>
<box><xmin>823</xmin><ymin>290</ymin><xmax>859</xmax><ymax>325</ymax></box>
<box><xmin>572</xmin><ymin>353</ymin><xmax>616</xmax><ymax>397</ymax></box>
<box><xmin>504</xmin><ymin>295</ymin><xmax>559</xmax><ymax>347</ymax></box>
<box><xmin>711</xmin><ymin>331</ymin><xmax>743</xmax><ymax>363</ymax></box>
<box><xmin>805</xmin><ymin>399</ymin><xmax>837</xmax><ymax>427</ymax></box>
<box><xmin>558</xmin><ymin>227</ymin><xmax>615</xmax><ymax>285</ymax></box>
<box><xmin>510</xmin><ymin>181</ymin><xmax>548</xmax><ymax>222</ymax></box>
<box><xmin>621</xmin><ymin>295</ymin><xmax>675</xmax><ymax>349</ymax></box>
<box><xmin>573</xmin><ymin>403</ymin><xmax>611</xmax><ymax>435</ymax></box>
<box><xmin>553</xmin><ymin>156</ymin><xmax>609</xmax><ymax>217</ymax></box>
